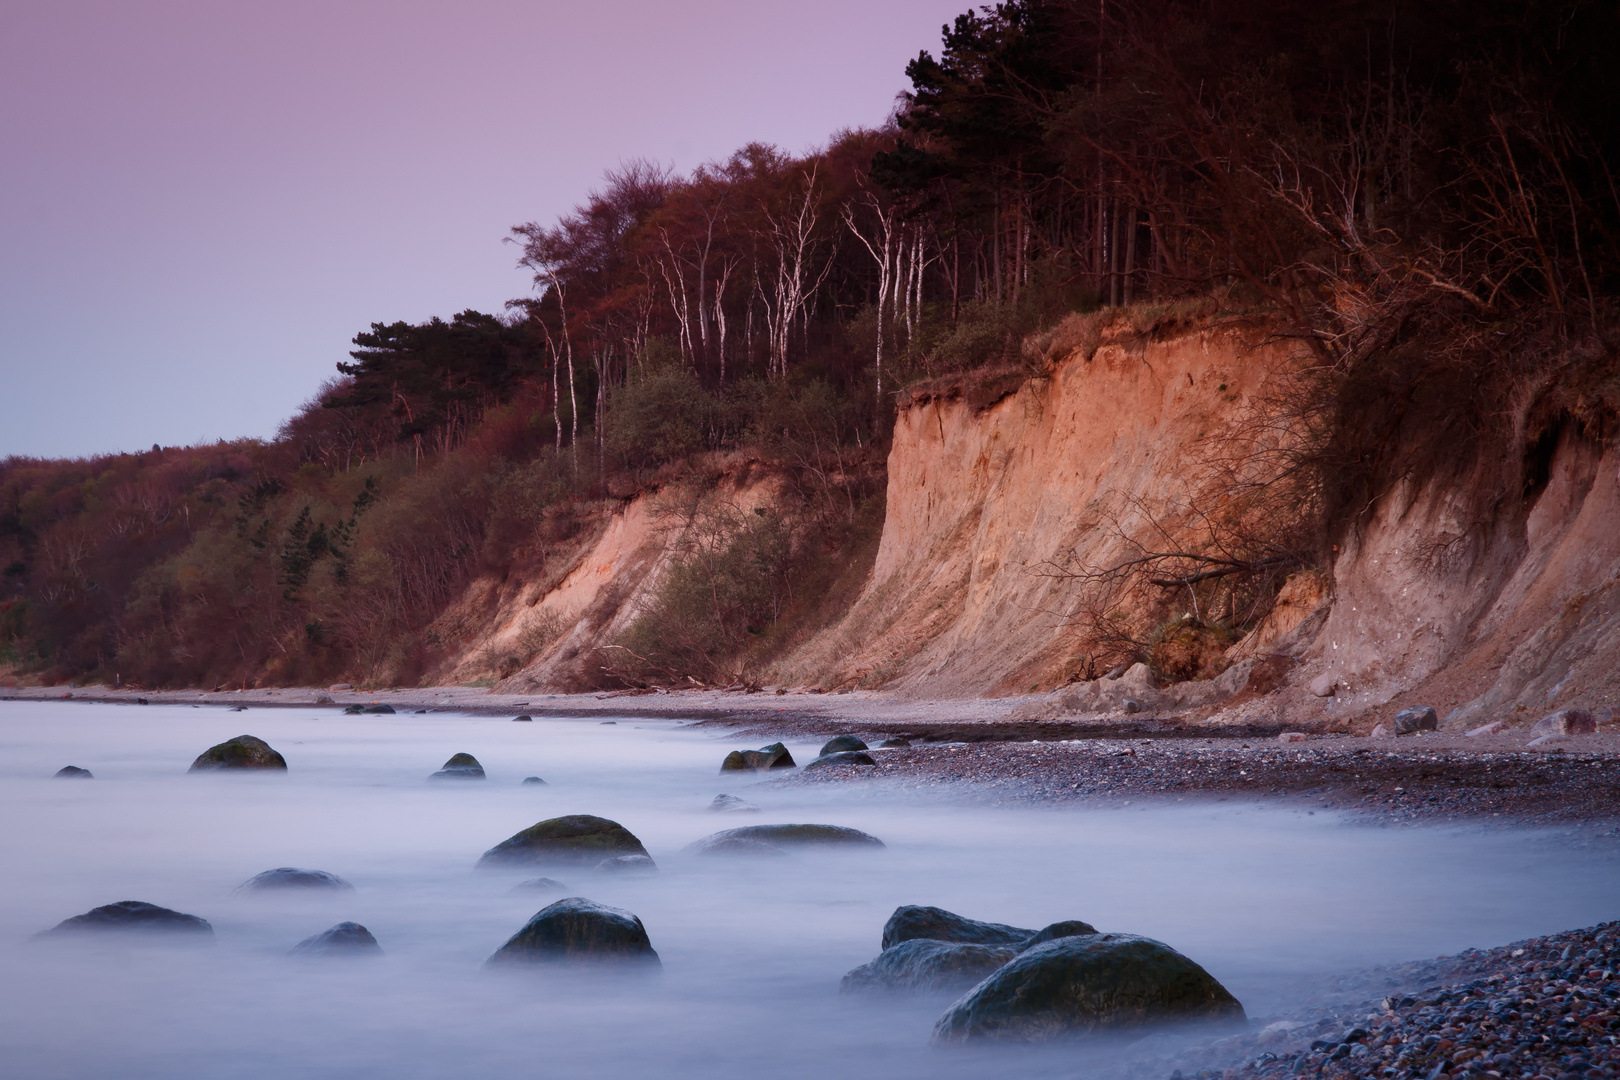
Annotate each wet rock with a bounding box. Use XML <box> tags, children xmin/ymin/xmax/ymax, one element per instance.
<box><xmin>430</xmin><ymin>753</ymin><xmax>485</xmax><ymax>780</ymax></box>
<box><xmin>54</xmin><ymin>765</ymin><xmax>93</xmax><ymax>779</ymax></box>
<box><xmin>1370</xmin><ymin>724</ymin><xmax>1393</xmax><ymax>739</ymax></box>
<box><xmin>1018</xmin><ymin>920</ymin><xmax>1101</xmax><ymax>952</ymax></box>
<box><xmin>804</xmin><ymin>750</ymin><xmax>877</xmax><ymax>771</ymax></box>
<box><xmin>522</xmin><ymin>776</ymin><xmax>547</xmax><ymax>786</ymax></box>
<box><xmin>1531</xmin><ymin>708</ymin><xmax>1596</xmax><ymax>736</ymax></box>
<box><xmin>39</xmin><ymin>900</ymin><xmax>214</xmax><ymax>938</ymax></box>
<box><xmin>1308</xmin><ymin>673</ymin><xmax>1337</xmax><ymax>697</ymax></box>
<box><xmin>879</xmin><ymin>737</ymin><xmax>912</xmax><ymax>748</ymax></box>
<box><xmin>819</xmin><ymin>734</ymin><xmax>869</xmax><ymax>756</ymax></box>
<box><xmin>229</xmin><ymin>705</ymin><xmax>247</xmax><ymax>712</ymax></box>
<box><xmin>512</xmin><ymin>877</ymin><xmax>568</xmax><ymax>893</ymax></box>
<box><xmin>485</xmin><ymin>897</ymin><xmax>659</xmax><ymax>966</ymax></box>
<box><xmin>686</xmin><ymin>824</ymin><xmax>884</xmax><ymax>855</ymax></box>
<box><xmin>237</xmin><ymin>867</ymin><xmax>354</xmax><ymax>892</ymax></box>
<box><xmin>719</xmin><ymin>742</ymin><xmax>796</xmax><ymax>772</ymax></box>
<box><xmin>1392</xmin><ymin>706</ymin><xmax>1439</xmax><ymax>735</ymax></box>
<box><xmin>882</xmin><ymin>905</ymin><xmax>1034</xmax><ymax>950</ymax></box>
<box><xmin>344</xmin><ymin>704</ymin><xmax>364</xmax><ymax>715</ymax></box>
<box><xmin>362</xmin><ymin>704</ymin><xmax>396</xmax><ymax>714</ymax></box>
<box><xmin>188</xmin><ymin>734</ymin><xmax>288</xmax><ymax>772</ymax></box>
<box><xmin>1466</xmin><ymin>720</ymin><xmax>1506</xmax><ymax>737</ymax></box>
<box><xmin>930</xmin><ymin>932</ymin><xmax>1244</xmax><ymax>1042</ymax></box>
<box><xmin>692</xmin><ymin>836</ymin><xmax>787</xmax><ymax>857</ymax></box>
<box><xmin>841</xmin><ymin>939</ymin><xmax>1018</xmax><ymax>994</ymax></box>
<box><xmin>595</xmin><ymin>854</ymin><xmax>657</xmax><ymax>873</ymax></box>
<box><xmin>513</xmin><ymin>714</ymin><xmax>533</xmax><ymax>722</ymax></box>
<box><xmin>477</xmin><ymin>815</ymin><xmax>650</xmax><ymax>868</ymax></box>
<box><xmin>707</xmin><ymin>794</ymin><xmax>760</xmax><ymax>813</ymax></box>
<box><xmin>291</xmin><ymin>921</ymin><xmax>381</xmax><ymax>957</ymax></box>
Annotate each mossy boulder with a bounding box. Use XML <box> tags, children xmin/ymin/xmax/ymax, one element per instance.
<box><xmin>238</xmin><ymin>867</ymin><xmax>354</xmax><ymax>892</ymax></box>
<box><xmin>362</xmin><ymin>704</ymin><xmax>395</xmax><ymax>714</ymax></box>
<box><xmin>805</xmin><ymin>750</ymin><xmax>877</xmax><ymax>771</ymax></box>
<box><xmin>685</xmin><ymin>823</ymin><xmax>883</xmax><ymax>854</ymax></box>
<box><xmin>485</xmin><ymin>897</ymin><xmax>660</xmax><ymax>966</ymax></box>
<box><xmin>882</xmin><ymin>906</ymin><xmax>1033</xmax><ymax>950</ymax></box>
<box><xmin>930</xmin><ymin>933</ymin><xmax>1244</xmax><ymax>1043</ymax></box>
<box><xmin>39</xmin><ymin>900</ymin><xmax>214</xmax><ymax>938</ymax></box>
<box><xmin>430</xmin><ymin>752</ymin><xmax>485</xmax><ymax>780</ymax></box>
<box><xmin>1018</xmin><ymin>920</ymin><xmax>1100</xmax><ymax>951</ymax></box>
<box><xmin>692</xmin><ymin>835</ymin><xmax>788</xmax><ymax>857</ymax></box>
<box><xmin>719</xmin><ymin>742</ymin><xmax>796</xmax><ymax>772</ymax></box>
<box><xmin>291</xmin><ymin>921</ymin><xmax>381</xmax><ymax>957</ymax></box>
<box><xmin>819</xmin><ymin>734</ymin><xmax>869</xmax><ymax>756</ymax></box>
<box><xmin>188</xmin><ymin>735</ymin><xmax>287</xmax><ymax>772</ymax></box>
<box><xmin>842</xmin><ymin>939</ymin><xmax>1017</xmax><ymax>995</ymax></box>
<box><xmin>54</xmin><ymin>765</ymin><xmax>93</xmax><ymax>779</ymax></box>
<box><xmin>477</xmin><ymin>814</ymin><xmax>649</xmax><ymax>868</ymax></box>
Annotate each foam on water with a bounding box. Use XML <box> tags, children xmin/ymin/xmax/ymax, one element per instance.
<box><xmin>1</xmin><ymin>701</ymin><xmax>1616</xmax><ymax>1079</ymax></box>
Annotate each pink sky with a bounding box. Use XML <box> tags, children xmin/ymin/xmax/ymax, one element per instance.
<box><xmin>0</xmin><ymin>0</ymin><xmax>967</xmax><ymax>458</ymax></box>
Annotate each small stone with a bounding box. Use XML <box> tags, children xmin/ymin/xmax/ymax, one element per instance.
<box><xmin>429</xmin><ymin>753</ymin><xmax>485</xmax><ymax>780</ymax></box>
<box><xmin>522</xmin><ymin>776</ymin><xmax>547</xmax><ymax>786</ymax></box>
<box><xmin>238</xmin><ymin>867</ymin><xmax>354</xmax><ymax>892</ymax></box>
<box><xmin>707</xmin><ymin>794</ymin><xmax>760</xmax><ymax>813</ymax></box>
<box><xmin>290</xmin><ymin>921</ymin><xmax>381</xmax><ymax>957</ymax></box>
<box><xmin>54</xmin><ymin>765</ymin><xmax>93</xmax><ymax>779</ymax></box>
<box><xmin>1370</xmin><ymin>724</ymin><xmax>1393</xmax><ymax>739</ymax></box>
<box><xmin>1531</xmin><ymin>708</ymin><xmax>1596</xmax><ymax>736</ymax></box>
<box><xmin>513</xmin><ymin>714</ymin><xmax>533</xmax><ymax>722</ymax></box>
<box><xmin>1392</xmin><ymin>706</ymin><xmax>1439</xmax><ymax>735</ymax></box>
<box><xmin>1466</xmin><ymin>720</ymin><xmax>1506</xmax><ymax>737</ymax></box>
<box><xmin>1122</xmin><ymin>699</ymin><xmax>1143</xmax><ymax>714</ymax></box>
<box><xmin>1277</xmin><ymin>732</ymin><xmax>1307</xmax><ymax>743</ymax></box>
<box><xmin>879</xmin><ymin>737</ymin><xmax>912</xmax><ymax>748</ymax></box>
<box><xmin>819</xmin><ymin>734</ymin><xmax>869</xmax><ymax>756</ymax></box>
<box><xmin>595</xmin><ymin>854</ymin><xmax>657</xmax><ymax>873</ymax></box>
<box><xmin>343</xmin><ymin>704</ymin><xmax>363</xmax><ymax>714</ymax></box>
<box><xmin>189</xmin><ymin>735</ymin><xmax>287</xmax><ymax>772</ymax></box>
<box><xmin>1308</xmin><ymin>673</ymin><xmax>1337</xmax><ymax>697</ymax></box>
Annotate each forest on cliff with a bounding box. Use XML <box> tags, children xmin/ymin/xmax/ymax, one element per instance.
<box><xmin>3</xmin><ymin>0</ymin><xmax>1617</xmax><ymax>690</ymax></box>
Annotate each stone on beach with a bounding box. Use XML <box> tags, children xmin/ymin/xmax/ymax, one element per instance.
<box><xmin>719</xmin><ymin>742</ymin><xmax>796</xmax><ymax>772</ymax></box>
<box><xmin>930</xmin><ymin>932</ymin><xmax>1244</xmax><ymax>1043</ymax></box>
<box><xmin>1276</xmin><ymin>732</ymin><xmax>1307</xmax><ymax>743</ymax></box>
<box><xmin>686</xmin><ymin>824</ymin><xmax>884</xmax><ymax>855</ymax></box>
<box><xmin>1369</xmin><ymin>724</ymin><xmax>1393</xmax><ymax>739</ymax></box>
<box><xmin>188</xmin><ymin>735</ymin><xmax>287</xmax><ymax>771</ymax></box>
<box><xmin>39</xmin><ymin>900</ymin><xmax>214</xmax><ymax>938</ymax></box>
<box><xmin>881</xmin><ymin>905</ymin><xmax>1034</xmax><ymax>950</ymax></box>
<box><xmin>238</xmin><ymin>867</ymin><xmax>354</xmax><ymax>892</ymax></box>
<box><xmin>485</xmin><ymin>897</ymin><xmax>659</xmax><ymax>966</ymax></box>
<box><xmin>477</xmin><ymin>815</ymin><xmax>650</xmax><ymax>868</ymax></box>
<box><xmin>1392</xmin><ymin>706</ymin><xmax>1439</xmax><ymax>735</ymax></box>
<box><xmin>1531</xmin><ymin>708</ymin><xmax>1596</xmax><ymax>736</ymax></box>
<box><xmin>54</xmin><ymin>765</ymin><xmax>93</xmax><ymax>778</ymax></box>
<box><xmin>804</xmin><ymin>750</ymin><xmax>877</xmax><ymax>770</ymax></box>
<box><xmin>819</xmin><ymin>734</ymin><xmax>869</xmax><ymax>756</ymax></box>
<box><xmin>430</xmin><ymin>752</ymin><xmax>485</xmax><ymax>780</ymax></box>
<box><xmin>841</xmin><ymin>938</ymin><xmax>1017</xmax><ymax>994</ymax></box>
<box><xmin>291</xmin><ymin>921</ymin><xmax>381</xmax><ymax>956</ymax></box>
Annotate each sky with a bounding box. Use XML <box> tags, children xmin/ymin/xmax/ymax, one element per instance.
<box><xmin>0</xmin><ymin>0</ymin><xmax>968</xmax><ymax>460</ymax></box>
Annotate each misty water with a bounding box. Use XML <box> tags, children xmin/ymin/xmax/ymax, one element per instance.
<box><xmin>2</xmin><ymin>702</ymin><xmax>1617</xmax><ymax>1079</ymax></box>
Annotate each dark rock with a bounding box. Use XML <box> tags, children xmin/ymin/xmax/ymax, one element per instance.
<box><xmin>237</xmin><ymin>867</ymin><xmax>354</xmax><ymax>892</ymax></box>
<box><xmin>720</xmin><ymin>742</ymin><xmax>796</xmax><ymax>772</ymax></box>
<box><xmin>477</xmin><ymin>815</ymin><xmax>650</xmax><ymax>868</ymax></box>
<box><xmin>804</xmin><ymin>750</ymin><xmax>877</xmax><ymax>770</ymax></box>
<box><xmin>522</xmin><ymin>776</ymin><xmax>547</xmax><ymax>786</ymax></box>
<box><xmin>485</xmin><ymin>897</ymin><xmax>659</xmax><ymax>966</ymax></box>
<box><xmin>513</xmin><ymin>714</ymin><xmax>533</xmax><ymax>722</ymax></box>
<box><xmin>135</xmin><ymin>697</ymin><xmax>149</xmax><ymax>705</ymax></box>
<box><xmin>931</xmin><ymin>933</ymin><xmax>1244</xmax><ymax>1042</ymax></box>
<box><xmin>820</xmin><ymin>734</ymin><xmax>869</xmax><ymax>756</ymax></box>
<box><xmin>685</xmin><ymin>824</ymin><xmax>884</xmax><ymax>854</ymax></box>
<box><xmin>595</xmin><ymin>854</ymin><xmax>657</xmax><ymax>873</ymax></box>
<box><xmin>708</xmin><ymin>794</ymin><xmax>760</xmax><ymax>813</ymax></box>
<box><xmin>362</xmin><ymin>704</ymin><xmax>396</xmax><ymax>714</ymax></box>
<box><xmin>429</xmin><ymin>752</ymin><xmax>485</xmax><ymax>780</ymax></box>
<box><xmin>1532</xmin><ymin>708</ymin><xmax>1597</xmax><ymax>736</ymax></box>
<box><xmin>229</xmin><ymin>705</ymin><xmax>247</xmax><ymax>712</ymax></box>
<box><xmin>879</xmin><ymin>737</ymin><xmax>912</xmax><ymax>748</ymax></box>
<box><xmin>54</xmin><ymin>765</ymin><xmax>93</xmax><ymax>779</ymax></box>
<box><xmin>291</xmin><ymin>921</ymin><xmax>381</xmax><ymax>956</ymax></box>
<box><xmin>344</xmin><ymin>704</ymin><xmax>363</xmax><ymax>715</ymax></box>
<box><xmin>39</xmin><ymin>900</ymin><xmax>214</xmax><ymax>938</ymax></box>
<box><xmin>882</xmin><ymin>905</ymin><xmax>1033</xmax><ymax>950</ymax></box>
<box><xmin>1122</xmin><ymin>699</ymin><xmax>1143</xmax><ymax>714</ymax></box>
<box><xmin>1018</xmin><ymin>920</ymin><xmax>1100</xmax><ymax>951</ymax></box>
<box><xmin>188</xmin><ymin>735</ymin><xmax>287</xmax><ymax>772</ymax></box>
<box><xmin>1392</xmin><ymin>706</ymin><xmax>1439</xmax><ymax>735</ymax></box>
<box><xmin>511</xmin><ymin>877</ymin><xmax>569</xmax><ymax>893</ymax></box>
<box><xmin>842</xmin><ymin>938</ymin><xmax>1018</xmax><ymax>995</ymax></box>
<box><xmin>692</xmin><ymin>836</ymin><xmax>787</xmax><ymax>857</ymax></box>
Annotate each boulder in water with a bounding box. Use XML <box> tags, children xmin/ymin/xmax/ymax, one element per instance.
<box><xmin>819</xmin><ymin>734</ymin><xmax>869</xmax><ymax>756</ymax></box>
<box><xmin>512</xmin><ymin>877</ymin><xmax>569</xmax><ymax>894</ymax></box>
<box><xmin>719</xmin><ymin>742</ymin><xmax>796</xmax><ymax>772</ymax></box>
<box><xmin>237</xmin><ymin>867</ymin><xmax>354</xmax><ymax>892</ymax></box>
<box><xmin>343</xmin><ymin>704</ymin><xmax>363</xmax><ymax>714</ymax></box>
<box><xmin>842</xmin><ymin>939</ymin><xmax>1018</xmax><ymax>994</ymax></box>
<box><xmin>362</xmin><ymin>704</ymin><xmax>396</xmax><ymax>714</ymax></box>
<box><xmin>430</xmin><ymin>753</ymin><xmax>485</xmax><ymax>780</ymax></box>
<box><xmin>1018</xmin><ymin>920</ymin><xmax>1100</xmax><ymax>952</ymax></box>
<box><xmin>189</xmin><ymin>735</ymin><xmax>287</xmax><ymax>772</ymax></box>
<box><xmin>596</xmin><ymin>854</ymin><xmax>658</xmax><ymax>873</ymax></box>
<box><xmin>513</xmin><ymin>714</ymin><xmax>533</xmax><ymax>722</ymax></box>
<box><xmin>54</xmin><ymin>765</ymin><xmax>92</xmax><ymax>779</ymax></box>
<box><xmin>882</xmin><ymin>905</ymin><xmax>1033</xmax><ymax>950</ymax></box>
<box><xmin>522</xmin><ymin>776</ymin><xmax>547</xmax><ymax>786</ymax></box>
<box><xmin>693</xmin><ymin>835</ymin><xmax>787</xmax><ymax>858</ymax></box>
<box><xmin>477</xmin><ymin>815</ymin><xmax>650</xmax><ymax>868</ymax></box>
<box><xmin>485</xmin><ymin>897</ymin><xmax>659</xmax><ymax>966</ymax></box>
<box><xmin>930</xmin><ymin>933</ymin><xmax>1244</xmax><ymax>1043</ymax></box>
<box><xmin>39</xmin><ymin>900</ymin><xmax>214</xmax><ymax>939</ymax></box>
<box><xmin>708</xmin><ymin>794</ymin><xmax>759</xmax><ymax>813</ymax></box>
<box><xmin>291</xmin><ymin>921</ymin><xmax>381</xmax><ymax>956</ymax></box>
<box><xmin>804</xmin><ymin>750</ymin><xmax>877</xmax><ymax>771</ymax></box>
<box><xmin>685</xmin><ymin>823</ymin><xmax>883</xmax><ymax>854</ymax></box>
